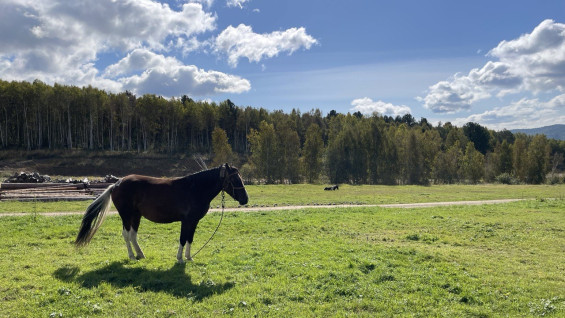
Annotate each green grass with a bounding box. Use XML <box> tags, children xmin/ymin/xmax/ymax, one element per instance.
<box><xmin>1</xmin><ymin>199</ymin><xmax>564</xmax><ymax>317</ymax></box>
<box><xmin>1</xmin><ymin>183</ymin><xmax>564</xmax><ymax>213</ymax></box>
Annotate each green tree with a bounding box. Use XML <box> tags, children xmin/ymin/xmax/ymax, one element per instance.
<box><xmin>445</xmin><ymin>126</ymin><xmax>469</xmax><ymax>151</ymax></box>
<box><xmin>463</xmin><ymin>122</ymin><xmax>492</xmax><ymax>154</ymax></box>
<box><xmin>525</xmin><ymin>135</ymin><xmax>549</xmax><ymax>184</ymax></box>
<box><xmin>433</xmin><ymin>140</ymin><xmax>462</xmax><ymax>184</ymax></box>
<box><xmin>326</xmin><ymin>115</ymin><xmax>367</xmax><ymax>184</ymax></box>
<box><xmin>498</xmin><ymin>140</ymin><xmax>513</xmax><ymax>174</ymax></box>
<box><xmin>460</xmin><ymin>142</ymin><xmax>485</xmax><ymax>183</ymax></box>
<box><xmin>302</xmin><ymin>123</ymin><xmax>324</xmax><ymax>183</ymax></box>
<box><xmin>513</xmin><ymin>136</ymin><xmax>528</xmax><ymax>182</ymax></box>
<box><xmin>248</xmin><ymin>121</ymin><xmax>279</xmax><ymax>183</ymax></box>
<box><xmin>212</xmin><ymin>127</ymin><xmax>234</xmax><ymax>166</ymax></box>
<box><xmin>277</xmin><ymin>122</ymin><xmax>301</xmax><ymax>183</ymax></box>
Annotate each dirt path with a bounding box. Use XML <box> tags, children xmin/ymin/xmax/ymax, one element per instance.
<box><xmin>0</xmin><ymin>198</ymin><xmax>526</xmax><ymax>217</ymax></box>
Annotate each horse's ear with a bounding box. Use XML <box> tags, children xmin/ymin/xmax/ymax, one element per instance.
<box><xmin>220</xmin><ymin>164</ymin><xmax>226</xmax><ymax>178</ymax></box>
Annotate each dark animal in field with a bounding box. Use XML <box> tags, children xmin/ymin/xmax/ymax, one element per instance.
<box><xmin>75</xmin><ymin>164</ymin><xmax>248</xmax><ymax>263</ymax></box>
<box><xmin>324</xmin><ymin>185</ymin><xmax>339</xmax><ymax>191</ymax></box>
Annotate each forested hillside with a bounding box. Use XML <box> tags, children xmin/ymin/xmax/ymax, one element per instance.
<box><xmin>511</xmin><ymin>124</ymin><xmax>565</xmax><ymax>141</ymax></box>
<box><xmin>1</xmin><ymin>79</ymin><xmax>564</xmax><ymax>184</ymax></box>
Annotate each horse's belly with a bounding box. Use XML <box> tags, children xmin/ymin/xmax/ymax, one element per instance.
<box><xmin>140</xmin><ymin>207</ymin><xmax>184</xmax><ymax>223</ymax></box>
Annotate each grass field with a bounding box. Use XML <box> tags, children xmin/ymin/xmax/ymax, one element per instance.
<box><xmin>0</xmin><ymin>199</ymin><xmax>564</xmax><ymax>317</ymax></box>
<box><xmin>1</xmin><ymin>183</ymin><xmax>564</xmax><ymax>213</ymax></box>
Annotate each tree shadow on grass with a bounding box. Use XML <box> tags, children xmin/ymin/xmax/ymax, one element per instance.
<box><xmin>53</xmin><ymin>261</ymin><xmax>234</xmax><ymax>300</ymax></box>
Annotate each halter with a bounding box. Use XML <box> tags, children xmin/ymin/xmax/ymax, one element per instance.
<box><xmin>221</xmin><ymin>167</ymin><xmax>245</xmax><ymax>198</ymax></box>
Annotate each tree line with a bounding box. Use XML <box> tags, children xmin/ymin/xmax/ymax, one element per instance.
<box><xmin>1</xmin><ymin>79</ymin><xmax>564</xmax><ymax>185</ymax></box>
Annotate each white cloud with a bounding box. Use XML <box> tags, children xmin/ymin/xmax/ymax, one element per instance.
<box><xmin>214</xmin><ymin>24</ymin><xmax>318</xmax><ymax>67</ymax></box>
<box><xmin>421</xmin><ymin>19</ymin><xmax>565</xmax><ymax>113</ymax></box>
<box><xmin>351</xmin><ymin>98</ymin><xmax>411</xmax><ymax>117</ymax></box>
<box><xmin>189</xmin><ymin>0</ymin><xmax>214</xmax><ymax>9</ymax></box>
<box><xmin>0</xmin><ymin>0</ymin><xmax>218</xmax><ymax>93</ymax></box>
<box><xmin>227</xmin><ymin>0</ymin><xmax>250</xmax><ymax>9</ymax></box>
<box><xmin>100</xmin><ymin>48</ymin><xmax>250</xmax><ymax>96</ymax></box>
<box><xmin>453</xmin><ymin>94</ymin><xmax>565</xmax><ymax>130</ymax></box>
<box><xmin>116</xmin><ymin>51</ymin><xmax>251</xmax><ymax>97</ymax></box>
<box><xmin>104</xmin><ymin>48</ymin><xmax>179</xmax><ymax>78</ymax></box>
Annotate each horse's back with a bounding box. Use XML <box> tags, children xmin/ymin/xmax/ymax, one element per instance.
<box><xmin>112</xmin><ymin>175</ymin><xmax>187</xmax><ymax>223</ymax></box>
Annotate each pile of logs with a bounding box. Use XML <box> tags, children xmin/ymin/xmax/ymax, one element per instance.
<box><xmin>0</xmin><ymin>172</ymin><xmax>119</xmax><ymax>201</ymax></box>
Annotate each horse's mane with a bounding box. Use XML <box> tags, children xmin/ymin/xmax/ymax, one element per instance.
<box><xmin>180</xmin><ymin>166</ymin><xmax>220</xmax><ymax>184</ymax></box>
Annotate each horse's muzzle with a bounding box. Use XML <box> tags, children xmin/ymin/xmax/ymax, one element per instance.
<box><xmin>237</xmin><ymin>191</ymin><xmax>249</xmax><ymax>205</ymax></box>
<box><xmin>238</xmin><ymin>196</ymin><xmax>248</xmax><ymax>206</ymax></box>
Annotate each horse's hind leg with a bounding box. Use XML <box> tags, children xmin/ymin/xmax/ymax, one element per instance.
<box><xmin>129</xmin><ymin>215</ymin><xmax>145</xmax><ymax>259</ymax></box>
<box><xmin>122</xmin><ymin>227</ymin><xmax>136</xmax><ymax>260</ymax></box>
<box><xmin>119</xmin><ymin>211</ymin><xmax>137</xmax><ymax>261</ymax></box>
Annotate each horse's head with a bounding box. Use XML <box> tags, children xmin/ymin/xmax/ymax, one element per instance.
<box><xmin>220</xmin><ymin>163</ymin><xmax>249</xmax><ymax>205</ymax></box>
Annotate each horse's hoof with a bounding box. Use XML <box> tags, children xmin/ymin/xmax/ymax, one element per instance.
<box><xmin>186</xmin><ymin>257</ymin><xmax>194</xmax><ymax>262</ymax></box>
<box><xmin>177</xmin><ymin>259</ymin><xmax>185</xmax><ymax>264</ymax></box>
<box><xmin>136</xmin><ymin>254</ymin><xmax>146</xmax><ymax>260</ymax></box>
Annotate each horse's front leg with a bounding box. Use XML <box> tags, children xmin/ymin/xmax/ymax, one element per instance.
<box><xmin>185</xmin><ymin>221</ymin><xmax>199</xmax><ymax>261</ymax></box>
<box><xmin>177</xmin><ymin>219</ymin><xmax>200</xmax><ymax>263</ymax></box>
<box><xmin>177</xmin><ymin>220</ymin><xmax>196</xmax><ymax>263</ymax></box>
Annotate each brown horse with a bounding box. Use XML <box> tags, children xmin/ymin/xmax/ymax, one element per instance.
<box><xmin>75</xmin><ymin>163</ymin><xmax>248</xmax><ymax>263</ymax></box>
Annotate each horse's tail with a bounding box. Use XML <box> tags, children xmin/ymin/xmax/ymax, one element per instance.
<box><xmin>75</xmin><ymin>184</ymin><xmax>115</xmax><ymax>247</ymax></box>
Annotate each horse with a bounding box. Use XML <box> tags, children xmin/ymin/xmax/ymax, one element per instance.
<box><xmin>75</xmin><ymin>163</ymin><xmax>248</xmax><ymax>263</ymax></box>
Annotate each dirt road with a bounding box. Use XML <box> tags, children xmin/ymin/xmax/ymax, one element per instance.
<box><xmin>0</xmin><ymin>199</ymin><xmax>526</xmax><ymax>217</ymax></box>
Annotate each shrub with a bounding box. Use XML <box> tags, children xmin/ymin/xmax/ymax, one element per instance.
<box><xmin>495</xmin><ymin>173</ymin><xmax>518</xmax><ymax>185</ymax></box>
<box><xmin>546</xmin><ymin>174</ymin><xmax>562</xmax><ymax>185</ymax></box>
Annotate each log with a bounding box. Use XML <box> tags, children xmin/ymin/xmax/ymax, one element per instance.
<box><xmin>0</xmin><ymin>182</ymin><xmax>113</xmax><ymax>190</ymax></box>
<box><xmin>0</xmin><ymin>183</ymin><xmax>80</xmax><ymax>190</ymax></box>
<box><xmin>1</xmin><ymin>197</ymin><xmax>94</xmax><ymax>202</ymax></box>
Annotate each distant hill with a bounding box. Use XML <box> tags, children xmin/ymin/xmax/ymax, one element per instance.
<box><xmin>511</xmin><ymin>124</ymin><xmax>565</xmax><ymax>140</ymax></box>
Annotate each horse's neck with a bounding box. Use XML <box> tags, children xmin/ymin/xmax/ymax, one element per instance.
<box><xmin>185</xmin><ymin>168</ymin><xmax>222</xmax><ymax>204</ymax></box>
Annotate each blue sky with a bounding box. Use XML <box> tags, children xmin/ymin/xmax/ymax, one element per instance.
<box><xmin>2</xmin><ymin>0</ymin><xmax>565</xmax><ymax>130</ymax></box>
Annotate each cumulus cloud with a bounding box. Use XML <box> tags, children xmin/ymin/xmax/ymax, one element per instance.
<box><xmin>214</xmin><ymin>24</ymin><xmax>318</xmax><ymax>67</ymax></box>
<box><xmin>351</xmin><ymin>98</ymin><xmax>412</xmax><ymax>117</ymax></box>
<box><xmin>0</xmin><ymin>0</ymin><xmax>224</xmax><ymax>95</ymax></box>
<box><xmin>107</xmin><ymin>49</ymin><xmax>251</xmax><ymax>97</ymax></box>
<box><xmin>453</xmin><ymin>94</ymin><xmax>565</xmax><ymax>130</ymax></box>
<box><xmin>121</xmin><ymin>65</ymin><xmax>251</xmax><ymax>97</ymax></box>
<box><xmin>104</xmin><ymin>48</ymin><xmax>179</xmax><ymax>78</ymax></box>
<box><xmin>421</xmin><ymin>19</ymin><xmax>565</xmax><ymax>113</ymax></box>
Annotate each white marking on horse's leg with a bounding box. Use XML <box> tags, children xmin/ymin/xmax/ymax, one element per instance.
<box><xmin>177</xmin><ymin>244</ymin><xmax>185</xmax><ymax>263</ymax></box>
<box><xmin>129</xmin><ymin>229</ymin><xmax>145</xmax><ymax>259</ymax></box>
<box><xmin>185</xmin><ymin>241</ymin><xmax>193</xmax><ymax>261</ymax></box>
<box><xmin>122</xmin><ymin>228</ymin><xmax>136</xmax><ymax>260</ymax></box>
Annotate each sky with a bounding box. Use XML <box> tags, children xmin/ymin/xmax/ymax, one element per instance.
<box><xmin>2</xmin><ymin>0</ymin><xmax>565</xmax><ymax>131</ymax></box>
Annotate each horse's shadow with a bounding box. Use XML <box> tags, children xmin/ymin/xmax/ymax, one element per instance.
<box><xmin>53</xmin><ymin>261</ymin><xmax>234</xmax><ymax>300</ymax></box>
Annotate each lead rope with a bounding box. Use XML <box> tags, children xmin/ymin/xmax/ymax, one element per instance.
<box><xmin>192</xmin><ymin>190</ymin><xmax>225</xmax><ymax>258</ymax></box>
